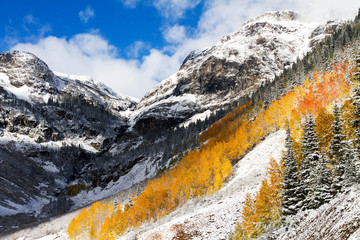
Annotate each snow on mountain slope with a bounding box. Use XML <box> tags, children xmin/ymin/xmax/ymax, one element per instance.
<box><xmin>0</xmin><ymin>10</ymin><xmax>345</xmax><ymax>238</ymax></box>
<box><xmin>267</xmin><ymin>185</ymin><xmax>360</xmax><ymax>240</ymax></box>
<box><xmin>131</xmin><ymin>11</ymin><xmax>340</xmax><ymax>133</ymax></box>
<box><xmin>54</xmin><ymin>71</ymin><xmax>137</xmax><ymax>112</ymax></box>
<box><xmin>120</xmin><ymin>130</ymin><xmax>286</xmax><ymax>240</ymax></box>
<box><xmin>0</xmin><ymin>50</ymin><xmax>136</xmax><ymax>153</ymax></box>
<box><xmin>0</xmin><ymin>51</ymin><xmax>137</xmax><ymax>112</ymax></box>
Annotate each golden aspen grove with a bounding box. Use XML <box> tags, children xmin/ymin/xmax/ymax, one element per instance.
<box><xmin>68</xmin><ymin>201</ymin><xmax>114</xmax><ymax>240</ymax></box>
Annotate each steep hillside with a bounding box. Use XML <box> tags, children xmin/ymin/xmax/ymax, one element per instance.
<box><xmin>3</xmin><ymin>130</ymin><xmax>285</xmax><ymax>240</ymax></box>
<box><xmin>267</xmin><ymin>186</ymin><xmax>360</xmax><ymax>240</ymax></box>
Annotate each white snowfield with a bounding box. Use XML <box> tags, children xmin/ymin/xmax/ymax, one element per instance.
<box><xmin>4</xmin><ymin>130</ymin><xmax>285</xmax><ymax>240</ymax></box>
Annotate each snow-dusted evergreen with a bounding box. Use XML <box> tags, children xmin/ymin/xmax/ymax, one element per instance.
<box><xmin>328</xmin><ymin>103</ymin><xmax>345</xmax><ymax>164</ymax></box>
<box><xmin>341</xmin><ymin>140</ymin><xmax>358</xmax><ymax>188</ymax></box>
<box><xmin>352</xmin><ymin>53</ymin><xmax>360</xmax><ymax>164</ymax></box>
<box><xmin>311</xmin><ymin>155</ymin><xmax>333</xmax><ymax>207</ymax></box>
<box><xmin>300</xmin><ymin>116</ymin><xmax>332</xmax><ymax>210</ymax></box>
<box><xmin>281</xmin><ymin>125</ymin><xmax>302</xmax><ymax>217</ymax></box>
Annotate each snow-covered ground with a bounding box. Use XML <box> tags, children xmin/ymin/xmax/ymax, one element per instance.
<box><xmin>3</xmin><ymin>130</ymin><xmax>285</xmax><ymax>240</ymax></box>
<box><xmin>272</xmin><ymin>185</ymin><xmax>360</xmax><ymax>240</ymax></box>
<box><xmin>2</xmin><ymin>209</ymin><xmax>77</xmax><ymax>240</ymax></box>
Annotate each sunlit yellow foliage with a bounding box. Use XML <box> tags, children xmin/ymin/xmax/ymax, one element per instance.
<box><xmin>232</xmin><ymin>158</ymin><xmax>283</xmax><ymax>239</ymax></box>
<box><xmin>68</xmin><ymin>201</ymin><xmax>114</xmax><ymax>240</ymax></box>
<box><xmin>315</xmin><ymin>106</ymin><xmax>335</xmax><ymax>150</ymax></box>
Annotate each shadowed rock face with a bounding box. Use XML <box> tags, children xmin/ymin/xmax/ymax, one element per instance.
<box><xmin>174</xmin><ymin>56</ymin><xmax>261</xmax><ymax>96</ymax></box>
<box><xmin>0</xmin><ymin>145</ymin><xmax>55</xmax><ymax>206</ymax></box>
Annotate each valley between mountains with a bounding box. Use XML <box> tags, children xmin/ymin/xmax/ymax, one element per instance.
<box><xmin>2</xmin><ymin>9</ymin><xmax>360</xmax><ymax>240</ymax></box>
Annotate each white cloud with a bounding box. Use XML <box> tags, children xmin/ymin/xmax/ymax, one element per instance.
<box><xmin>24</xmin><ymin>14</ymin><xmax>35</xmax><ymax>25</ymax></box>
<box><xmin>163</xmin><ymin>25</ymin><xmax>187</xmax><ymax>44</ymax></box>
<box><xmin>296</xmin><ymin>0</ymin><xmax>359</xmax><ymax>22</ymax></box>
<box><xmin>11</xmin><ymin>34</ymin><xmax>162</xmax><ymax>98</ymax></box>
<box><xmin>79</xmin><ymin>6</ymin><xmax>95</xmax><ymax>23</ymax></box>
<box><xmin>120</xmin><ymin>0</ymin><xmax>140</xmax><ymax>8</ymax></box>
<box><xmin>126</xmin><ymin>41</ymin><xmax>150</xmax><ymax>58</ymax></box>
<box><xmin>153</xmin><ymin>0</ymin><xmax>202</xmax><ymax>20</ymax></box>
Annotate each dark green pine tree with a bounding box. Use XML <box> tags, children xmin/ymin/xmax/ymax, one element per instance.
<box><xmin>311</xmin><ymin>157</ymin><xmax>333</xmax><ymax>208</ymax></box>
<box><xmin>340</xmin><ymin>140</ymin><xmax>358</xmax><ymax>189</ymax></box>
<box><xmin>351</xmin><ymin>52</ymin><xmax>360</xmax><ymax>177</ymax></box>
<box><xmin>353</xmin><ymin>52</ymin><xmax>360</xmax><ymax>82</ymax></box>
<box><xmin>300</xmin><ymin>115</ymin><xmax>332</xmax><ymax>210</ymax></box>
<box><xmin>282</xmin><ymin>125</ymin><xmax>303</xmax><ymax>217</ymax></box>
<box><xmin>329</xmin><ymin>102</ymin><xmax>358</xmax><ymax>194</ymax></box>
<box><xmin>300</xmin><ymin>115</ymin><xmax>319</xmax><ymax>177</ymax></box>
<box><xmin>328</xmin><ymin>103</ymin><xmax>344</xmax><ymax>165</ymax></box>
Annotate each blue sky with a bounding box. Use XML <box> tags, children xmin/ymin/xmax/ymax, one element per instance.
<box><xmin>1</xmin><ymin>0</ymin><xmax>358</xmax><ymax>98</ymax></box>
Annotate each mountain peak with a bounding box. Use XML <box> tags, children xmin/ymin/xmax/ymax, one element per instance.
<box><xmin>0</xmin><ymin>50</ymin><xmax>55</xmax><ymax>89</ymax></box>
<box><xmin>244</xmin><ymin>10</ymin><xmax>298</xmax><ymax>26</ymax></box>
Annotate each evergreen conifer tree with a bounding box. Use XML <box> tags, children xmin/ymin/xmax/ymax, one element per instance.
<box><xmin>282</xmin><ymin>125</ymin><xmax>303</xmax><ymax>217</ymax></box>
<box><xmin>300</xmin><ymin>115</ymin><xmax>331</xmax><ymax>210</ymax></box>
<box><xmin>311</xmin><ymin>157</ymin><xmax>332</xmax><ymax>207</ymax></box>
<box><xmin>351</xmin><ymin>53</ymin><xmax>360</xmax><ymax>178</ymax></box>
<box><xmin>353</xmin><ymin>52</ymin><xmax>360</xmax><ymax>82</ymax></box>
<box><xmin>328</xmin><ymin>103</ymin><xmax>344</xmax><ymax>164</ymax></box>
<box><xmin>329</xmin><ymin>102</ymin><xmax>358</xmax><ymax>194</ymax></box>
<box><xmin>340</xmin><ymin>140</ymin><xmax>358</xmax><ymax>188</ymax></box>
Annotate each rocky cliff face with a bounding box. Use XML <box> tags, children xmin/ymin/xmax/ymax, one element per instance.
<box><xmin>0</xmin><ymin>51</ymin><xmax>138</xmax><ymax>234</ymax></box>
<box><xmin>0</xmin><ymin>51</ymin><xmax>137</xmax><ymax>110</ymax></box>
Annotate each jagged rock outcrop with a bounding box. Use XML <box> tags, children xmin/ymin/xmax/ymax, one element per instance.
<box><xmin>0</xmin><ymin>50</ymin><xmax>137</xmax><ymax>110</ymax></box>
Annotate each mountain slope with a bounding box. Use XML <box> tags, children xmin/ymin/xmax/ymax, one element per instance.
<box><xmin>0</xmin><ymin>51</ymin><xmax>137</xmax><ymax>110</ymax></box>
<box><xmin>131</xmin><ymin>11</ymin><xmax>340</xmax><ymax>132</ymax></box>
<box><xmin>267</xmin><ymin>186</ymin><xmax>360</xmax><ymax>240</ymax></box>
<box><xmin>3</xmin><ymin>130</ymin><xmax>286</xmax><ymax>240</ymax></box>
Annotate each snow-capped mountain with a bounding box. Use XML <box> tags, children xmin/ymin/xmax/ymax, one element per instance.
<box><xmin>132</xmin><ymin>11</ymin><xmax>340</xmax><ymax>132</ymax></box>
<box><xmin>0</xmin><ymin>51</ymin><xmax>137</xmax><ymax>111</ymax></box>
<box><xmin>0</xmin><ymin>10</ymin><xmax>343</xmax><ymax>236</ymax></box>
